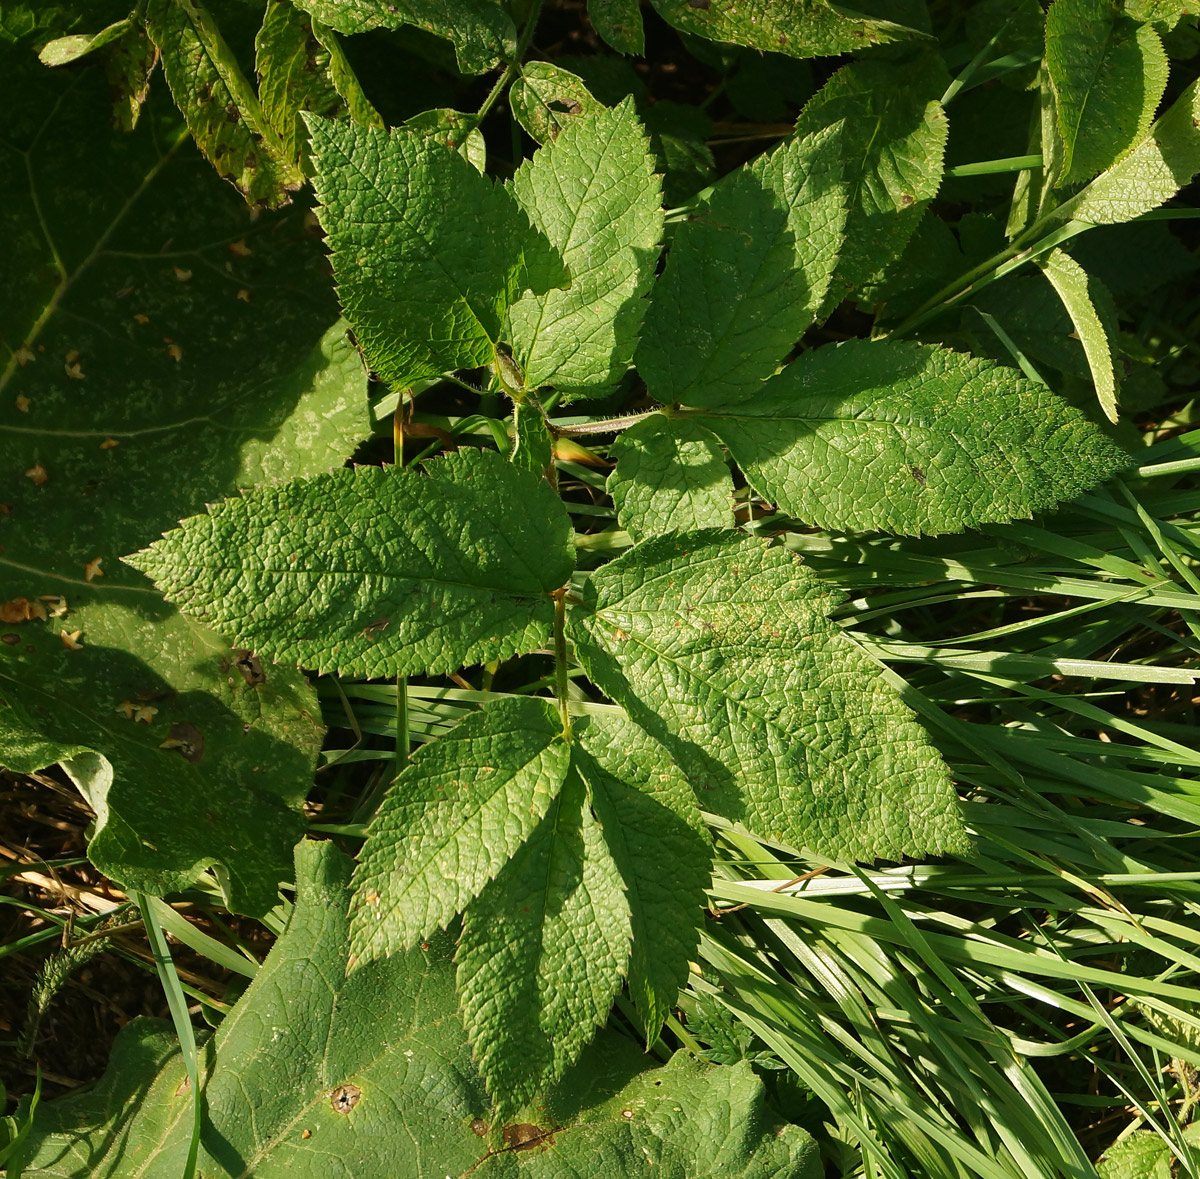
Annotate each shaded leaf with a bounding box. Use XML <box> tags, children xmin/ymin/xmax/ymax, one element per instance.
<box><xmin>128</xmin><ymin>450</ymin><xmax>576</xmax><ymax>679</ymax></box>
<box><xmin>637</xmin><ymin>124</ymin><xmax>843</xmax><ymax>408</ymax></box>
<box><xmin>569</xmin><ymin>532</ymin><xmax>970</xmax><ymax>861</ymax></box>
<box><xmin>691</xmin><ymin>340</ymin><xmax>1131</xmax><ymax>535</ymax></box>
<box><xmin>588</xmin><ymin>0</ymin><xmax>644</xmax><ymax>55</ymax></box>
<box><xmin>350</xmin><ymin>696</ymin><xmax>569</xmax><ymax>963</ymax></box>
<box><xmin>311</xmin><ymin>18</ymin><xmax>381</xmax><ymax>129</ymax></box>
<box><xmin>104</xmin><ymin>25</ymin><xmax>158</xmax><ymax>131</ymax></box>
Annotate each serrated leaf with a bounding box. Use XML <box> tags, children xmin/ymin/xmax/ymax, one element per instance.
<box><xmin>1037</xmin><ymin>247</ymin><xmax>1119</xmax><ymax>421</ymax></box>
<box><xmin>255</xmin><ymin>0</ymin><xmax>346</xmax><ymax>167</ymax></box>
<box><xmin>350</xmin><ymin>696</ymin><xmax>568</xmax><ymax>963</ymax></box>
<box><xmin>1096</xmin><ymin>1131</ymin><xmax>1173</xmax><ymax>1179</ymax></box>
<box><xmin>128</xmin><ymin>450</ymin><xmax>576</xmax><ymax>679</ymax></box>
<box><xmin>508</xmin><ymin>99</ymin><xmax>662</xmax><ymax>401</ymax></box>
<box><xmin>575</xmin><ymin>715</ymin><xmax>712</xmax><ymax>1042</ymax></box>
<box><xmin>21</xmin><ymin>841</ymin><xmax>816</xmax><ymax>1177</ymax></box>
<box><xmin>458</xmin><ymin>772</ymin><xmax>632</xmax><ymax>1114</ymax></box>
<box><xmin>1051</xmin><ymin>76</ymin><xmax>1200</xmax><ymax>226</ymax></box>
<box><xmin>647</xmin><ymin>0</ymin><xmax>924</xmax><ymax>60</ymax></box>
<box><xmin>588</xmin><ymin>0</ymin><xmax>644</xmax><ymax>55</ymax></box>
<box><xmin>290</xmin><ymin>0</ymin><xmax>516</xmax><ymax>73</ymax></box>
<box><xmin>608</xmin><ymin>415</ymin><xmax>734</xmax><ymax>541</ymax></box>
<box><xmin>569</xmin><ymin>532</ymin><xmax>969</xmax><ymax>861</ymax></box>
<box><xmin>690</xmin><ymin>340</ymin><xmax>1131</xmax><ymax>535</ymax></box>
<box><xmin>1046</xmin><ymin>0</ymin><xmax>1169</xmax><ymax>185</ymax></box>
<box><xmin>510</xmin><ymin>61</ymin><xmax>601</xmax><ymax>145</ymax></box>
<box><xmin>308</xmin><ymin>117</ymin><xmax>550</xmax><ymax>389</ymax></box>
<box><xmin>145</xmin><ymin>0</ymin><xmax>303</xmax><ymax>207</ymax></box>
<box><xmin>795</xmin><ymin>55</ymin><xmax>948</xmax><ymax>313</ymax></box>
<box><xmin>636</xmin><ymin>123</ymin><xmax>844</xmax><ymax>408</ymax></box>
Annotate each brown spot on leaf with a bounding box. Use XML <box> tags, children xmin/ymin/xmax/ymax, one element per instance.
<box><xmin>1</xmin><ymin>634</ymin><xmax>19</xmax><ymax>646</ymax></box>
<box><xmin>84</xmin><ymin>557</ymin><xmax>104</xmax><ymax>582</ymax></box>
<box><xmin>13</xmin><ymin>346</ymin><xmax>34</xmax><ymax>366</ymax></box>
<box><xmin>236</xmin><ymin>288</ymin><xmax>251</xmax><ymax>302</ymax></box>
<box><xmin>100</xmin><ymin>437</ymin><xmax>119</xmax><ymax>449</ymax></box>
<box><xmin>234</xmin><ymin>649</ymin><xmax>266</xmax><ymax>686</ymax></box>
<box><xmin>502</xmin><ymin>1124</ymin><xmax>554</xmax><ymax>1151</ymax></box>
<box><xmin>229</xmin><ymin>238</ymin><xmax>252</xmax><ymax>257</ymax></box>
<box><xmin>910</xmin><ymin>465</ymin><xmax>927</xmax><ymax>485</ymax></box>
<box><xmin>161</xmin><ymin>722</ymin><xmax>205</xmax><ymax>763</ymax></box>
<box><xmin>15</xmin><ymin>395</ymin><xmax>30</xmax><ymax>412</ymax></box>
<box><xmin>470</xmin><ymin>1119</ymin><xmax>489</xmax><ymax>1137</ymax></box>
<box><xmin>330</xmin><ymin>1084</ymin><xmax>361</xmax><ymax>1114</ymax></box>
<box><xmin>25</xmin><ymin>464</ymin><xmax>48</xmax><ymax>486</ymax></box>
<box><xmin>134</xmin><ymin>313</ymin><xmax>150</xmax><ymax>324</ymax></box>
<box><xmin>1</xmin><ymin>598</ymin><xmax>47</xmax><ymax>623</ymax></box>
<box><xmin>173</xmin><ymin>267</ymin><xmax>192</xmax><ymax>282</ymax></box>
<box><xmin>166</xmin><ymin>343</ymin><xmax>183</xmax><ymax>363</ymax></box>
<box><xmin>60</xmin><ymin>629</ymin><xmax>84</xmax><ymax>650</ymax></box>
<box><xmin>301</xmin><ymin>1128</ymin><xmax>311</xmax><ymax>1139</ymax></box>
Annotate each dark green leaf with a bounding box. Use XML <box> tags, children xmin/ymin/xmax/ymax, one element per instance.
<box><xmin>588</xmin><ymin>0</ymin><xmax>645</xmax><ymax>55</ymax></box>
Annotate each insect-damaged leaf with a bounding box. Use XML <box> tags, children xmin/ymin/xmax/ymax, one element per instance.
<box><xmin>128</xmin><ymin>450</ymin><xmax>576</xmax><ymax>679</ymax></box>
<box><xmin>569</xmin><ymin>532</ymin><xmax>970</xmax><ymax>862</ymax></box>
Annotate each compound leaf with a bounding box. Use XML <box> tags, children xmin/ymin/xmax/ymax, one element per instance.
<box><xmin>458</xmin><ymin>772</ymin><xmax>632</xmax><ymax>1115</ymax></box>
<box><xmin>637</xmin><ymin>124</ymin><xmax>844</xmax><ymax>408</ymax></box>
<box><xmin>508</xmin><ymin>99</ymin><xmax>662</xmax><ymax>400</ymax></box>
<box><xmin>575</xmin><ymin>715</ymin><xmax>712</xmax><ymax>1043</ymax></box>
<box><xmin>1046</xmin><ymin>0</ymin><xmax>1169</xmax><ymax>185</ymax></box>
<box><xmin>349</xmin><ymin>696</ymin><xmax>569</xmax><ymax>963</ymax></box>
<box><xmin>290</xmin><ymin>0</ymin><xmax>516</xmax><ymax>73</ymax></box>
<box><xmin>608</xmin><ymin>415</ymin><xmax>734</xmax><ymax>541</ymax></box>
<box><xmin>128</xmin><ymin>449</ymin><xmax>576</xmax><ymax>679</ymax></box>
<box><xmin>795</xmin><ymin>55</ymin><xmax>948</xmax><ymax>313</ymax></box>
<box><xmin>691</xmin><ymin>340</ymin><xmax>1130</xmax><ymax>535</ymax></box>
<box><xmin>569</xmin><ymin>532</ymin><xmax>970</xmax><ymax>861</ymax></box>
<box><xmin>308</xmin><ymin>117</ymin><xmax>553</xmax><ymax>390</ymax></box>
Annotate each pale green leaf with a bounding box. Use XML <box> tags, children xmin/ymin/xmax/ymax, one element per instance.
<box><xmin>350</xmin><ymin>696</ymin><xmax>568</xmax><ymax>963</ymax></box>
<box><xmin>145</xmin><ymin>0</ymin><xmax>303</xmax><ymax>207</ymax></box>
<box><xmin>402</xmin><ymin>107</ymin><xmax>486</xmax><ymax>172</ymax></box>
<box><xmin>308</xmin><ymin>117</ymin><xmax>545</xmax><ymax>389</ymax></box>
<box><xmin>508</xmin><ymin>99</ymin><xmax>662</xmax><ymax>400</ymax></box>
<box><xmin>608</xmin><ymin>415</ymin><xmax>734</xmax><ymax>541</ymax></box>
<box><xmin>690</xmin><ymin>340</ymin><xmax>1131</xmax><ymax>535</ymax></box>
<box><xmin>1036</xmin><ymin>247</ymin><xmax>1119</xmax><ymax>421</ymax></box>
<box><xmin>255</xmin><ymin>0</ymin><xmax>345</xmax><ymax>167</ymax></box>
<box><xmin>127</xmin><ymin>449</ymin><xmax>576</xmax><ymax>679</ymax></box>
<box><xmin>794</xmin><ymin>55</ymin><xmax>948</xmax><ymax>312</ymax></box>
<box><xmin>575</xmin><ymin>715</ymin><xmax>712</xmax><ymax>1042</ymax></box>
<box><xmin>290</xmin><ymin>0</ymin><xmax>516</xmax><ymax>73</ymax></box>
<box><xmin>1125</xmin><ymin>0</ymin><xmax>1200</xmax><ymax>31</ymax></box>
<box><xmin>569</xmin><ymin>532</ymin><xmax>969</xmax><ymax>861</ymax></box>
<box><xmin>646</xmin><ymin>0</ymin><xmax>925</xmax><ymax>60</ymax></box>
<box><xmin>1046</xmin><ymin>0</ymin><xmax>1169</xmax><ymax>185</ymax></box>
<box><xmin>38</xmin><ymin>18</ymin><xmax>129</xmax><ymax>65</ymax></box>
<box><xmin>1052</xmin><ymin>77</ymin><xmax>1200</xmax><ymax>226</ymax></box>
<box><xmin>458</xmin><ymin>772</ymin><xmax>632</xmax><ymax>1113</ymax></box>
<box><xmin>509</xmin><ymin>61</ymin><xmax>601</xmax><ymax>145</ymax></box>
<box><xmin>21</xmin><ymin>844</ymin><xmax>815</xmax><ymax>1177</ymax></box>
<box><xmin>636</xmin><ymin>124</ymin><xmax>844</xmax><ymax>408</ymax></box>
<box><xmin>1096</xmin><ymin>1131</ymin><xmax>1172</xmax><ymax>1179</ymax></box>
<box><xmin>588</xmin><ymin>0</ymin><xmax>644</xmax><ymax>55</ymax></box>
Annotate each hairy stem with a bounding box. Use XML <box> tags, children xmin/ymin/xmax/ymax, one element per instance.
<box><xmin>551</xmin><ymin>409</ymin><xmax>659</xmax><ymax>437</ymax></box>
<box><xmin>552</xmin><ymin>589</ymin><xmax>572</xmax><ymax>741</ymax></box>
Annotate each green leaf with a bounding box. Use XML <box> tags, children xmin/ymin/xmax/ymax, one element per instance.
<box><xmin>794</xmin><ymin>55</ymin><xmax>948</xmax><ymax>312</ymax></box>
<box><xmin>587</xmin><ymin>0</ymin><xmax>644</xmax><ymax>55</ymax></box>
<box><xmin>308</xmin><ymin>117</ymin><xmax>550</xmax><ymax>389</ymax></box>
<box><xmin>575</xmin><ymin>714</ymin><xmax>712</xmax><ymax>1042</ymax></box>
<box><xmin>128</xmin><ymin>449</ymin><xmax>576</xmax><ymax>679</ymax></box>
<box><xmin>0</xmin><ymin>56</ymin><xmax>368</xmax><ymax>912</ymax></box>
<box><xmin>646</xmin><ymin>0</ymin><xmax>925</xmax><ymax>60</ymax></box>
<box><xmin>508</xmin><ymin>99</ymin><xmax>663</xmax><ymax>400</ymax></box>
<box><xmin>1046</xmin><ymin>0</ymin><xmax>1169</xmax><ymax>185</ymax></box>
<box><xmin>509</xmin><ymin>61</ymin><xmax>601</xmax><ymax>145</ymax></box>
<box><xmin>290</xmin><ymin>0</ymin><xmax>516</xmax><ymax>73</ymax></box>
<box><xmin>145</xmin><ymin>0</ymin><xmax>304</xmax><ymax>207</ymax></box>
<box><xmin>37</xmin><ymin>18</ymin><xmax>129</xmax><ymax>65</ymax></box>
<box><xmin>457</xmin><ymin>771</ymin><xmax>632</xmax><ymax>1114</ymax></box>
<box><xmin>636</xmin><ymin>124</ymin><xmax>844</xmax><ymax>408</ymax></box>
<box><xmin>608</xmin><ymin>415</ymin><xmax>734</xmax><ymax>541</ymax></box>
<box><xmin>402</xmin><ymin>107</ymin><xmax>486</xmax><ymax>171</ymax></box>
<box><xmin>1036</xmin><ymin>247</ymin><xmax>1119</xmax><ymax>421</ymax></box>
<box><xmin>311</xmin><ymin>19</ymin><xmax>382</xmax><ymax>129</ymax></box>
<box><xmin>569</xmin><ymin>532</ymin><xmax>970</xmax><ymax>861</ymax></box>
<box><xmin>349</xmin><ymin>696</ymin><xmax>569</xmax><ymax>963</ymax></box>
<box><xmin>21</xmin><ymin>841</ymin><xmax>816</xmax><ymax>1177</ymax></box>
<box><xmin>104</xmin><ymin>25</ymin><xmax>158</xmax><ymax>132</ymax></box>
<box><xmin>1050</xmin><ymin>76</ymin><xmax>1200</xmax><ymax>226</ymax></box>
<box><xmin>1096</xmin><ymin>1131</ymin><xmax>1173</xmax><ymax>1179</ymax></box>
<box><xmin>509</xmin><ymin>401</ymin><xmax>555</xmax><ymax>478</ymax></box>
<box><xmin>690</xmin><ymin>340</ymin><xmax>1131</xmax><ymax>535</ymax></box>
<box><xmin>255</xmin><ymin>0</ymin><xmax>346</xmax><ymax>167</ymax></box>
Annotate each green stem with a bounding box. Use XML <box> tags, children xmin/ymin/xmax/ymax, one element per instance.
<box><xmin>552</xmin><ymin>589</ymin><xmax>572</xmax><ymax>741</ymax></box>
<box><xmin>395</xmin><ymin>674</ymin><xmax>410</xmax><ymax>774</ymax></box>
<box><xmin>471</xmin><ymin>0</ymin><xmax>544</xmax><ymax>126</ymax></box>
<box><xmin>945</xmin><ymin>154</ymin><xmax>1043</xmax><ymax>178</ymax></box>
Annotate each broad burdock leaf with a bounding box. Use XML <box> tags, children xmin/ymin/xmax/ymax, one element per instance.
<box><xmin>350</xmin><ymin>696</ymin><xmax>568</xmax><ymax>964</ymax></box>
<box><xmin>290</xmin><ymin>0</ymin><xmax>516</xmax><ymax>73</ymax></box>
<box><xmin>508</xmin><ymin>99</ymin><xmax>663</xmax><ymax>401</ymax></box>
<box><xmin>308</xmin><ymin>117</ymin><xmax>560</xmax><ymax>390</ymax></box>
<box><xmin>509</xmin><ymin>61</ymin><xmax>601</xmax><ymax>145</ymax></box>
<box><xmin>457</xmin><ymin>772</ymin><xmax>633</xmax><ymax>1115</ymax></box>
<box><xmin>636</xmin><ymin>123</ymin><xmax>844</xmax><ymax>408</ymax></box>
<box><xmin>128</xmin><ymin>449</ymin><xmax>576</xmax><ymax>679</ymax></box>
<box><xmin>609</xmin><ymin>415</ymin><xmax>734</xmax><ymax>541</ymax></box>
<box><xmin>1037</xmin><ymin>248</ymin><xmax>1120</xmax><ymax>421</ymax></box>
<box><xmin>689</xmin><ymin>340</ymin><xmax>1131</xmax><ymax>535</ymax></box>
<box><xmin>569</xmin><ymin>532</ymin><xmax>970</xmax><ymax>861</ymax></box>
<box><xmin>647</xmin><ymin>0</ymin><xmax>925</xmax><ymax>60</ymax></box>
<box><xmin>794</xmin><ymin>55</ymin><xmax>948</xmax><ymax>313</ymax></box>
<box><xmin>575</xmin><ymin>715</ymin><xmax>712</xmax><ymax>1043</ymax></box>
<box><xmin>145</xmin><ymin>0</ymin><xmax>303</xmax><ymax>207</ymax></box>
<box><xmin>1046</xmin><ymin>0</ymin><xmax>1169</xmax><ymax>186</ymax></box>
